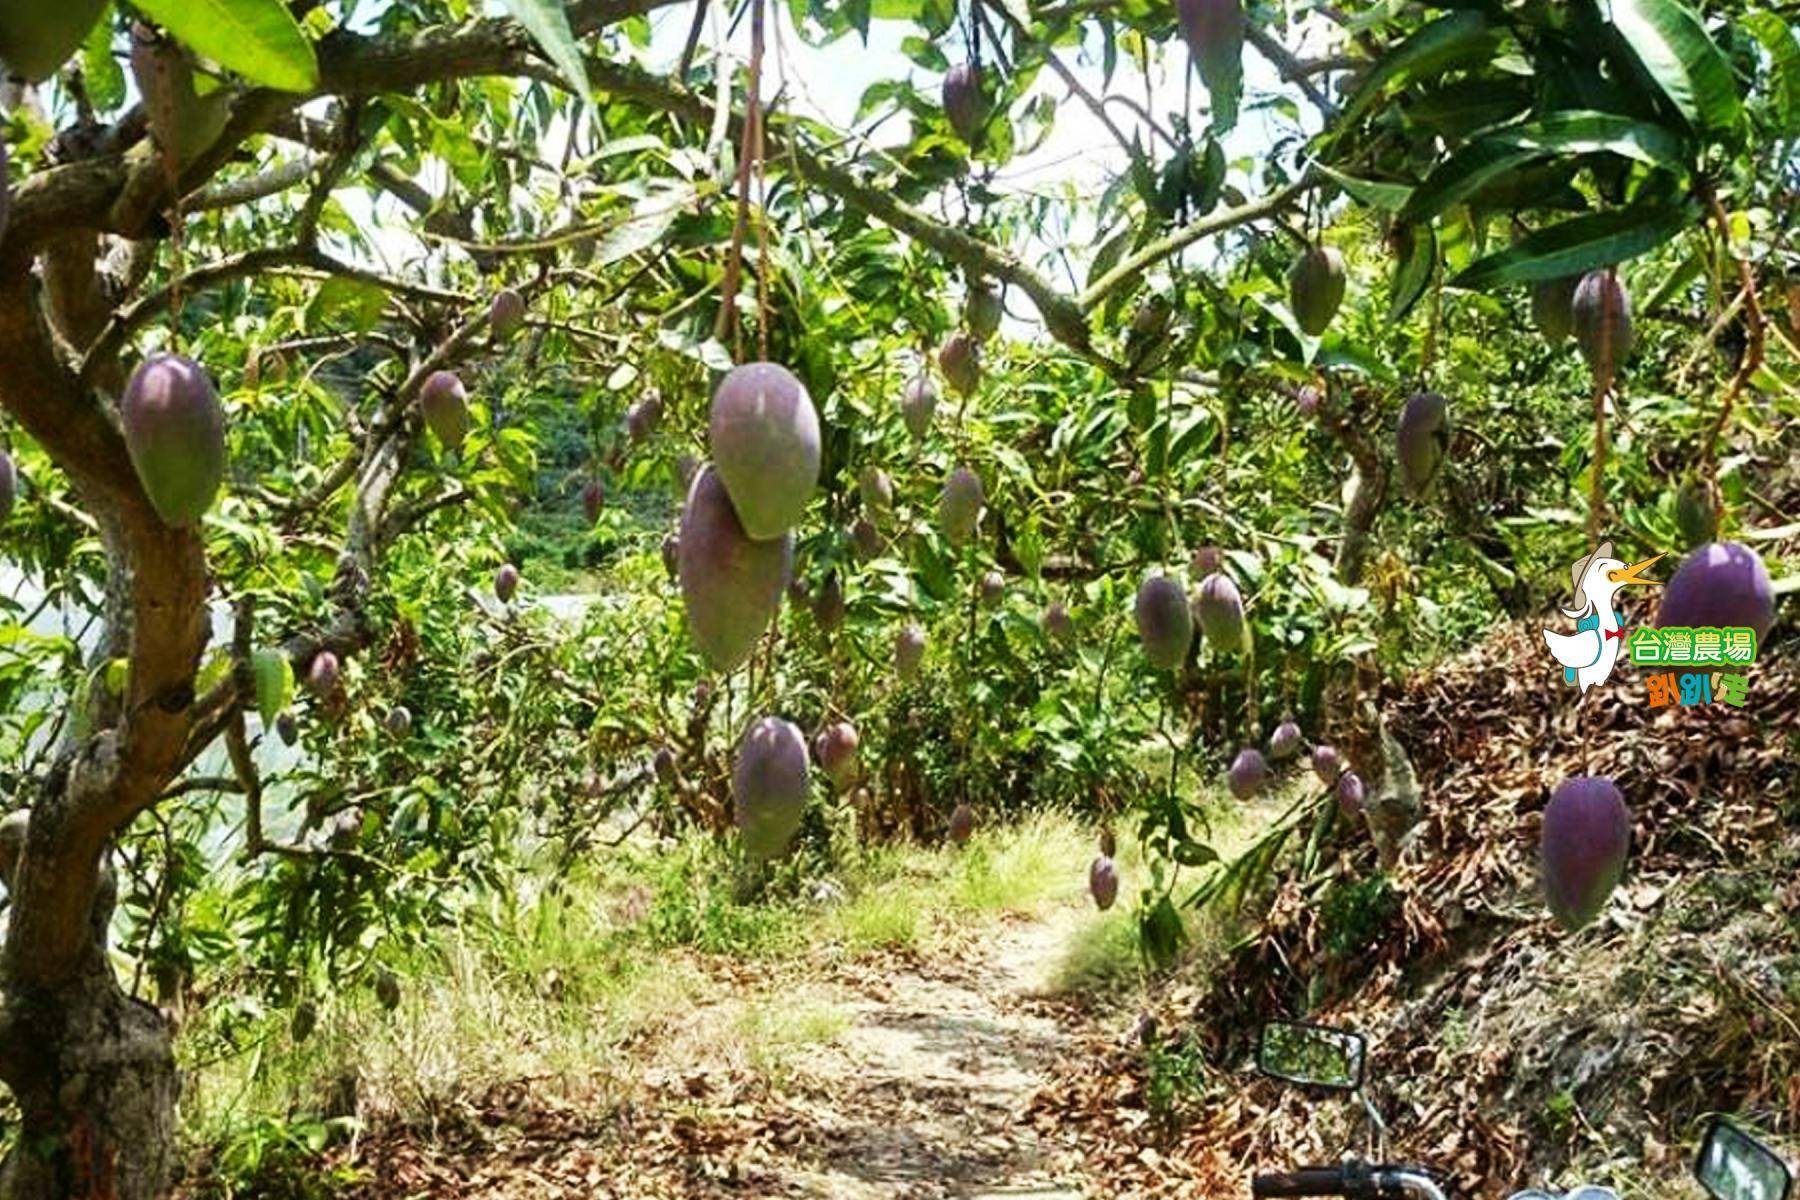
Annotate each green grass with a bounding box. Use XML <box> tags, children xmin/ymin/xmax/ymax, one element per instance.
<box><xmin>736</xmin><ymin>996</ymin><xmax>852</xmax><ymax>1077</ymax></box>
<box><xmin>1049</xmin><ymin>906</ymin><xmax>1142</xmax><ymax>994</ymax></box>
<box><xmin>831</xmin><ymin>881</ymin><xmax>925</xmax><ymax>952</ymax></box>
<box><xmin>180</xmin><ymin>811</ymin><xmax>1103</xmax><ymax>1168</ymax></box>
<box><xmin>179</xmin><ymin>801</ymin><xmax>1288</xmax><ymax>1196</ymax></box>
<box><xmin>943</xmin><ymin>810</ymin><xmax>1086</xmax><ymax>913</ymax></box>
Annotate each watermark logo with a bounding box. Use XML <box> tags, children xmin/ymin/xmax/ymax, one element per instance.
<box><xmin>1542</xmin><ymin>540</ymin><xmax>1662</xmax><ymax>694</ymax></box>
<box><xmin>1542</xmin><ymin>540</ymin><xmax>1758</xmax><ymax>707</ymax></box>
<box><xmin>1628</xmin><ymin>625</ymin><xmax>1757</xmax><ymax>708</ymax></box>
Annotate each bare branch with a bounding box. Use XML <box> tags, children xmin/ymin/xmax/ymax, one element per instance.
<box><xmin>190</xmin><ymin>156</ymin><xmax>321</xmax><ymax>211</ymax></box>
<box><xmin>159</xmin><ymin>775</ymin><xmax>243</xmax><ymax>801</ymax></box>
<box><xmin>1246</xmin><ymin>24</ymin><xmax>1340</xmax><ymax>121</ymax></box>
<box><xmin>1079</xmin><ymin>172</ymin><xmax>1319</xmax><ymax>311</ymax></box>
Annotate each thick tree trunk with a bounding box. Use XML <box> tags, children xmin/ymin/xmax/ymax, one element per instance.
<box><xmin>0</xmin><ymin>963</ymin><xmax>177</xmax><ymax>1200</ymax></box>
<box><xmin>0</xmin><ymin>825</ymin><xmax>178</xmax><ymax>1200</ymax></box>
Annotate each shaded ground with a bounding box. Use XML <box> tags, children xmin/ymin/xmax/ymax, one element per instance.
<box><xmin>340</xmin><ymin>903</ymin><xmax>1099</xmax><ymax>1199</ymax></box>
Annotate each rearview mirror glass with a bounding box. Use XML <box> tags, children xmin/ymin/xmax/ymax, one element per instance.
<box><xmin>1695</xmin><ymin>1119</ymin><xmax>1794</xmax><ymax>1200</ymax></box>
<box><xmin>1256</xmin><ymin>1021</ymin><xmax>1365</xmax><ymax>1091</ymax></box>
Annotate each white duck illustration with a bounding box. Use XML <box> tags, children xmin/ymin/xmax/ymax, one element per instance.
<box><xmin>1542</xmin><ymin>541</ymin><xmax>1662</xmax><ymax>693</ymax></box>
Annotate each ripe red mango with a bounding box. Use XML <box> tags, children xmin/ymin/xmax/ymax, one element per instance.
<box><xmin>678</xmin><ymin>466</ymin><xmax>792</xmax><ymax>671</ymax></box>
<box><xmin>709</xmin><ymin>363</ymin><xmax>820</xmax><ymax>540</ymax></box>
<box><xmin>734</xmin><ymin>716</ymin><xmax>810</xmax><ymax>862</ymax></box>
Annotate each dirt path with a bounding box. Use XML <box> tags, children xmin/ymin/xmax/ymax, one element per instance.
<box><xmin>771</xmin><ymin>906</ymin><xmax>1091</xmax><ymax>1199</ymax></box>
<box><xmin>346</xmin><ymin>900</ymin><xmax>1101</xmax><ymax>1199</ymax></box>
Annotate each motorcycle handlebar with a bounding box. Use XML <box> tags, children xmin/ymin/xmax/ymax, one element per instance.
<box><xmin>1252</xmin><ymin>1164</ymin><xmax>1446</xmax><ymax>1200</ymax></box>
<box><xmin>1253</xmin><ymin>1168</ymin><xmax>1354</xmax><ymax>1197</ymax></box>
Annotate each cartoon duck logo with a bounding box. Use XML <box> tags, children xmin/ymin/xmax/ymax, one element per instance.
<box><xmin>1542</xmin><ymin>541</ymin><xmax>1663</xmax><ymax>693</ymax></box>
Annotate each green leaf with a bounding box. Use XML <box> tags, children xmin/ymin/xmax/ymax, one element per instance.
<box><xmin>1499</xmin><ymin>109</ymin><xmax>1692</xmax><ymax>170</ymax></box>
<box><xmin>0</xmin><ymin>0</ymin><xmax>106</xmax><ymax>81</ymax></box>
<box><xmin>250</xmin><ymin>648</ymin><xmax>293</xmax><ymax>728</ymax></box>
<box><xmin>899</xmin><ymin>35</ymin><xmax>948</xmax><ymax>71</ymax></box>
<box><xmin>1638</xmin><ymin>238</ymin><xmax>1706</xmax><ymax>313</ymax></box>
<box><xmin>1450</xmin><ymin>202</ymin><xmax>1696</xmax><ymax>290</ymax></box>
<box><xmin>1313</xmin><ymin>162</ymin><xmax>1413</xmax><ymax>212</ymax></box>
<box><xmin>1400</xmin><ymin>112</ymin><xmax>1692</xmax><ymax>223</ymax></box>
<box><xmin>594</xmin><ymin>187</ymin><xmax>692</xmax><ymax>266</ymax></box>
<box><xmin>133</xmin><ymin>0</ymin><xmax>318</xmax><ymax>92</ymax></box>
<box><xmin>1137</xmin><ymin>892</ymin><xmax>1185</xmax><ymax>966</ymax></box>
<box><xmin>1603</xmin><ymin>0</ymin><xmax>1741</xmax><ymax>135</ymax></box>
<box><xmin>305</xmin><ymin>277</ymin><xmax>387</xmax><ymax>333</ymax></box>
<box><xmin>1172</xmin><ymin>841</ymin><xmax>1218</xmax><ymax>867</ymax></box>
<box><xmin>498</xmin><ymin>0</ymin><xmax>591</xmax><ymax>109</ymax></box>
<box><xmin>1189</xmin><ymin>14</ymin><xmax>1243</xmax><ymax>133</ymax></box>
<box><xmin>81</xmin><ymin>6</ymin><xmax>125</xmax><ymax>111</ymax></box>
<box><xmin>1388</xmin><ymin>222</ymin><xmax>1436</xmax><ymax>323</ymax></box>
<box><xmin>1086</xmin><ymin>225</ymin><xmax>1133</xmax><ymax>291</ymax></box>
<box><xmin>1399</xmin><ymin>139</ymin><xmax>1543</xmax><ymax>224</ymax></box>
<box><xmin>1340</xmin><ymin>11</ymin><xmax>1502</xmax><ymax>127</ymax></box>
<box><xmin>1404</xmin><ymin>78</ymin><xmax>1533</xmax><ymax>139</ymax></box>
<box><xmin>1744</xmin><ymin>11</ymin><xmax>1800</xmax><ymax>136</ymax></box>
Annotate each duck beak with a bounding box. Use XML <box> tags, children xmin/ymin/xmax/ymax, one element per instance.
<box><xmin>1607</xmin><ymin>554</ymin><xmax>1664</xmax><ymax>587</ymax></box>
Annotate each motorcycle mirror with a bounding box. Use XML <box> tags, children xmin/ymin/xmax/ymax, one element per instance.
<box><xmin>1694</xmin><ymin>1118</ymin><xmax>1794</xmax><ymax>1200</ymax></box>
<box><xmin>1256</xmin><ymin>1020</ymin><xmax>1366</xmax><ymax>1091</ymax></box>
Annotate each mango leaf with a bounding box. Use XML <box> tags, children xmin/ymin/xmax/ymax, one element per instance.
<box><xmin>1404</xmin><ymin>78</ymin><xmax>1533</xmax><ymax>138</ymax></box>
<box><xmin>304</xmin><ymin>277</ymin><xmax>387</xmax><ymax>333</ymax></box>
<box><xmin>81</xmin><ymin>6</ymin><xmax>125</xmax><ymax>111</ymax></box>
<box><xmin>1313</xmin><ymin>162</ymin><xmax>1413</xmax><ymax>212</ymax></box>
<box><xmin>250</xmin><ymin>648</ymin><xmax>293</xmax><ymax>728</ymax></box>
<box><xmin>1401</xmin><ymin>112</ymin><xmax>1692</xmax><ymax>223</ymax></box>
<box><xmin>103</xmin><ymin>657</ymin><xmax>129</xmax><ymax>699</ymax></box>
<box><xmin>0</xmin><ymin>0</ymin><xmax>107</xmax><ymax>81</ymax></box>
<box><xmin>134</xmin><ymin>0</ymin><xmax>318</xmax><ymax>92</ymax></box>
<box><xmin>1316</xmin><ymin>343</ymin><xmax>1400</xmax><ymax>382</ymax></box>
<box><xmin>498</xmin><ymin>0</ymin><xmax>591</xmax><ymax>109</ymax></box>
<box><xmin>1450</xmin><ymin>202</ymin><xmax>1696</xmax><ymax>290</ymax></box>
<box><xmin>1604</xmin><ymin>0</ymin><xmax>1741</xmax><ymax>135</ymax></box>
<box><xmin>1744</xmin><ymin>11</ymin><xmax>1800</xmax><ymax>136</ymax></box>
<box><xmin>1190</xmin><ymin>15</ymin><xmax>1243</xmax><ymax>133</ymax></box>
<box><xmin>594</xmin><ymin>187</ymin><xmax>693</xmax><ymax>266</ymax></box>
<box><xmin>1638</xmin><ymin>238</ymin><xmax>1706</xmax><ymax>313</ymax></box>
<box><xmin>1399</xmin><ymin>139</ymin><xmax>1542</xmax><ymax>224</ymax></box>
<box><xmin>1388</xmin><ymin>222</ymin><xmax>1436</xmax><ymax>322</ymax></box>
<box><xmin>1340</xmin><ymin>11</ymin><xmax>1502</xmax><ymax>126</ymax></box>
<box><xmin>1168</xmin><ymin>407</ymin><xmax>1219</xmax><ymax>467</ymax></box>
<box><xmin>1137</xmin><ymin>892</ymin><xmax>1185</xmax><ymax>966</ymax></box>
<box><xmin>1500</xmin><ymin>109</ymin><xmax>1692</xmax><ymax>170</ymax></box>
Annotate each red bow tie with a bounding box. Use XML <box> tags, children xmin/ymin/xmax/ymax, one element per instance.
<box><xmin>1604</xmin><ymin>627</ymin><xmax>1624</xmax><ymax>642</ymax></box>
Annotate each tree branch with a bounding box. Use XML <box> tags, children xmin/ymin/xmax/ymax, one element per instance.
<box><xmin>1080</xmin><ymin>172</ymin><xmax>1319</xmax><ymax>312</ymax></box>
<box><xmin>1245</xmin><ymin>24</ymin><xmax>1340</xmax><ymax>121</ymax></box>
<box><xmin>190</xmin><ymin>156</ymin><xmax>320</xmax><ymax>211</ymax></box>
<box><xmin>3</xmin><ymin>0</ymin><xmax>684</xmax><ymax>250</ymax></box>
